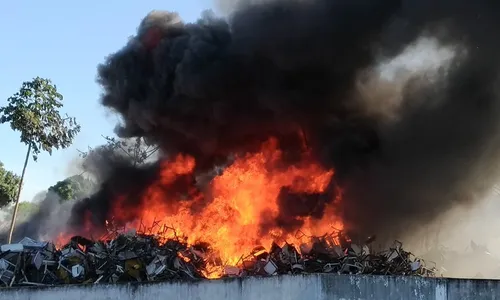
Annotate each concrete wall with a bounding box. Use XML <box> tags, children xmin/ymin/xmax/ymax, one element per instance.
<box><xmin>2</xmin><ymin>274</ymin><xmax>500</xmax><ymax>300</ymax></box>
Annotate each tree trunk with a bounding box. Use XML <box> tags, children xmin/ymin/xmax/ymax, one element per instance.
<box><xmin>7</xmin><ymin>144</ymin><xmax>31</xmax><ymax>244</ymax></box>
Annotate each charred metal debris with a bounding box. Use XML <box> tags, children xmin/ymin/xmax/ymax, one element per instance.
<box><xmin>0</xmin><ymin>222</ymin><xmax>436</xmax><ymax>287</ymax></box>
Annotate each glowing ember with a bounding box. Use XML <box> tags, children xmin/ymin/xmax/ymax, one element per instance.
<box><xmin>58</xmin><ymin>138</ymin><xmax>343</xmax><ymax>278</ymax></box>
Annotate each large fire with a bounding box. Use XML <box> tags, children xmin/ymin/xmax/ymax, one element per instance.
<box><xmin>57</xmin><ymin>137</ymin><xmax>343</xmax><ymax>278</ymax></box>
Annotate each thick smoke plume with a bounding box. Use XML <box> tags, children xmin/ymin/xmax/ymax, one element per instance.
<box><xmin>69</xmin><ymin>0</ymin><xmax>500</xmax><ymax>242</ymax></box>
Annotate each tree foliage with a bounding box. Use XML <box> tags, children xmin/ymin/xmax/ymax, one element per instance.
<box><xmin>79</xmin><ymin>135</ymin><xmax>158</xmax><ymax>167</ymax></box>
<box><xmin>0</xmin><ymin>77</ymin><xmax>81</xmax><ymax>242</ymax></box>
<box><xmin>0</xmin><ymin>162</ymin><xmax>21</xmax><ymax>207</ymax></box>
<box><xmin>0</xmin><ymin>77</ymin><xmax>81</xmax><ymax>161</ymax></box>
<box><xmin>16</xmin><ymin>202</ymin><xmax>39</xmax><ymax>216</ymax></box>
<box><xmin>102</xmin><ymin>135</ymin><xmax>158</xmax><ymax>165</ymax></box>
<box><xmin>48</xmin><ymin>175</ymin><xmax>95</xmax><ymax>202</ymax></box>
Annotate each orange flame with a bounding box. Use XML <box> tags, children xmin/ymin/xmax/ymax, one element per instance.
<box><xmin>59</xmin><ymin>137</ymin><xmax>343</xmax><ymax>278</ymax></box>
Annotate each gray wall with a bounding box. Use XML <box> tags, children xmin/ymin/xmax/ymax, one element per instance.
<box><xmin>1</xmin><ymin>274</ymin><xmax>500</xmax><ymax>300</ymax></box>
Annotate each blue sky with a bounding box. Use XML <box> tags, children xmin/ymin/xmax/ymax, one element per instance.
<box><xmin>0</xmin><ymin>0</ymin><xmax>213</xmax><ymax>202</ymax></box>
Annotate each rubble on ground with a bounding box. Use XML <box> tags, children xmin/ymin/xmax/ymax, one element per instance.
<box><xmin>0</xmin><ymin>223</ymin><xmax>436</xmax><ymax>287</ymax></box>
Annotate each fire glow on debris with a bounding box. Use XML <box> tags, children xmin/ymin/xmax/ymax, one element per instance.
<box><xmin>56</xmin><ymin>138</ymin><xmax>343</xmax><ymax>278</ymax></box>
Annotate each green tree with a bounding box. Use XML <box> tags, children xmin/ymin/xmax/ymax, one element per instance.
<box><xmin>48</xmin><ymin>174</ymin><xmax>95</xmax><ymax>202</ymax></box>
<box><xmin>0</xmin><ymin>77</ymin><xmax>81</xmax><ymax>243</ymax></box>
<box><xmin>16</xmin><ymin>201</ymin><xmax>39</xmax><ymax>217</ymax></box>
<box><xmin>0</xmin><ymin>162</ymin><xmax>21</xmax><ymax>207</ymax></box>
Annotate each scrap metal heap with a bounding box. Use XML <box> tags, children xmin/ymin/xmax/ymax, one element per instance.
<box><xmin>0</xmin><ymin>224</ymin><xmax>436</xmax><ymax>287</ymax></box>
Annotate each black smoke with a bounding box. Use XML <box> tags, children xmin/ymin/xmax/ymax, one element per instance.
<box><xmin>67</xmin><ymin>0</ymin><xmax>500</xmax><ymax>242</ymax></box>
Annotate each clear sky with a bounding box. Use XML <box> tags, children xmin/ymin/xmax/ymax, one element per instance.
<box><xmin>0</xmin><ymin>0</ymin><xmax>213</xmax><ymax>202</ymax></box>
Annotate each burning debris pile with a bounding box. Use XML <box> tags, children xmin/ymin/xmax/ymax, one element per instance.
<box><xmin>0</xmin><ymin>224</ymin><xmax>435</xmax><ymax>287</ymax></box>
